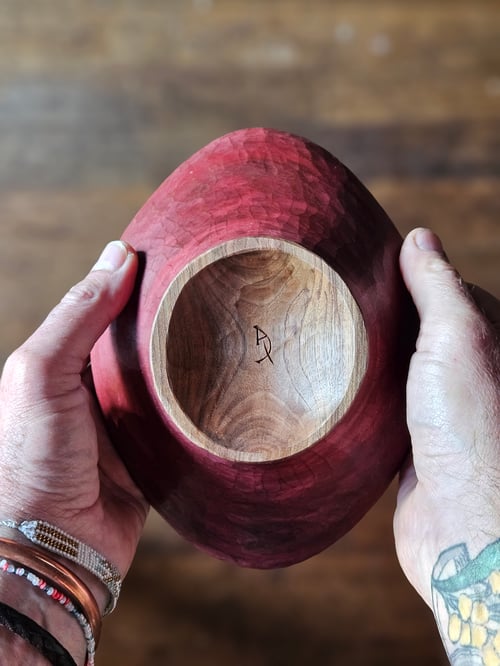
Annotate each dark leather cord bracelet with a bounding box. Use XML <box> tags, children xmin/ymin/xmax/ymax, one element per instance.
<box><xmin>0</xmin><ymin>601</ymin><xmax>77</xmax><ymax>666</ymax></box>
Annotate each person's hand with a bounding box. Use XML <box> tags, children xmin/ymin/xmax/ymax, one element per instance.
<box><xmin>0</xmin><ymin>241</ymin><xmax>149</xmax><ymax>614</ymax></box>
<box><xmin>394</xmin><ymin>228</ymin><xmax>500</xmax><ymax>661</ymax></box>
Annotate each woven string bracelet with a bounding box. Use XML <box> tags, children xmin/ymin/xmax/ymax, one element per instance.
<box><xmin>0</xmin><ymin>600</ymin><xmax>77</xmax><ymax>666</ymax></box>
<box><xmin>0</xmin><ymin>519</ymin><xmax>121</xmax><ymax>615</ymax></box>
<box><xmin>0</xmin><ymin>556</ymin><xmax>96</xmax><ymax>666</ymax></box>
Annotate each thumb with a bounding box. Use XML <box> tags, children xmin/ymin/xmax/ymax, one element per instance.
<box><xmin>9</xmin><ymin>241</ymin><xmax>138</xmax><ymax>398</ymax></box>
<box><xmin>400</xmin><ymin>228</ymin><xmax>479</xmax><ymax>359</ymax></box>
<box><xmin>399</xmin><ymin>227</ymin><xmax>496</xmax><ymax>463</ymax></box>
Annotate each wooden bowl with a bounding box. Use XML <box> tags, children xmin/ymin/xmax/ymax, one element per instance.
<box><xmin>91</xmin><ymin>128</ymin><xmax>417</xmax><ymax>568</ymax></box>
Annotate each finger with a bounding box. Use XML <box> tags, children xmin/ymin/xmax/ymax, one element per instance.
<box><xmin>81</xmin><ymin>363</ymin><xmax>95</xmax><ymax>393</ymax></box>
<box><xmin>467</xmin><ymin>284</ymin><xmax>500</xmax><ymax>335</ymax></box>
<box><xmin>4</xmin><ymin>241</ymin><xmax>138</xmax><ymax>399</ymax></box>
<box><xmin>396</xmin><ymin>452</ymin><xmax>418</xmax><ymax>505</ymax></box>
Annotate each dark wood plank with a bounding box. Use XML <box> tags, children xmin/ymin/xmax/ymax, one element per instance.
<box><xmin>0</xmin><ymin>1</ymin><xmax>498</xmax><ymax>663</ymax></box>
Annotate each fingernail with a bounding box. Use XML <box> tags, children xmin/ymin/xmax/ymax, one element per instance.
<box><xmin>92</xmin><ymin>241</ymin><xmax>128</xmax><ymax>272</ymax></box>
<box><xmin>414</xmin><ymin>228</ymin><xmax>444</xmax><ymax>254</ymax></box>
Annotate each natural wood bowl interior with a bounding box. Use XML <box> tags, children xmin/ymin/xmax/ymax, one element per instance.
<box><xmin>151</xmin><ymin>237</ymin><xmax>368</xmax><ymax>463</ymax></box>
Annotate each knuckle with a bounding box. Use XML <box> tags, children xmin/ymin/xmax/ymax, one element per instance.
<box><xmin>428</xmin><ymin>254</ymin><xmax>461</xmax><ymax>283</ymax></box>
<box><xmin>62</xmin><ymin>275</ymin><xmax>105</xmax><ymax>307</ymax></box>
<box><xmin>1</xmin><ymin>346</ymin><xmax>42</xmax><ymax>400</ymax></box>
<box><xmin>2</xmin><ymin>346</ymin><xmax>33</xmax><ymax>382</ymax></box>
<box><xmin>1</xmin><ymin>343</ymin><xmax>69</xmax><ymax>408</ymax></box>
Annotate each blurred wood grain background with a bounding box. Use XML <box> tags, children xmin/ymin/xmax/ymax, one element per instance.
<box><xmin>0</xmin><ymin>1</ymin><xmax>499</xmax><ymax>664</ymax></box>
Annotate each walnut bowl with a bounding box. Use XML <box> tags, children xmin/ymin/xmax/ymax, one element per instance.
<box><xmin>91</xmin><ymin>128</ymin><xmax>416</xmax><ymax>568</ymax></box>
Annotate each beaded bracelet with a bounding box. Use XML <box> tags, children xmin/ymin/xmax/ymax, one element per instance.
<box><xmin>0</xmin><ymin>537</ymin><xmax>101</xmax><ymax>666</ymax></box>
<box><xmin>0</xmin><ymin>600</ymin><xmax>77</xmax><ymax>666</ymax></box>
<box><xmin>1</xmin><ymin>519</ymin><xmax>121</xmax><ymax>615</ymax></box>
<box><xmin>0</xmin><ymin>538</ymin><xmax>101</xmax><ymax>642</ymax></box>
<box><xmin>0</xmin><ymin>555</ymin><xmax>96</xmax><ymax>666</ymax></box>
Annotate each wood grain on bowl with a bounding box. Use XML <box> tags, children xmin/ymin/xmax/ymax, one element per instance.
<box><xmin>151</xmin><ymin>236</ymin><xmax>368</xmax><ymax>463</ymax></box>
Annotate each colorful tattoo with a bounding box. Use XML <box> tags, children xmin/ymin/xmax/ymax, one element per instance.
<box><xmin>432</xmin><ymin>540</ymin><xmax>500</xmax><ymax>665</ymax></box>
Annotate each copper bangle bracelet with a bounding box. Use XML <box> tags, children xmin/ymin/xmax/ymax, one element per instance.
<box><xmin>0</xmin><ymin>537</ymin><xmax>101</xmax><ymax>644</ymax></box>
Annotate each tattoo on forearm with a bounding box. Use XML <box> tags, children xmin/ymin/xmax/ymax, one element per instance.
<box><xmin>432</xmin><ymin>540</ymin><xmax>500</xmax><ymax>665</ymax></box>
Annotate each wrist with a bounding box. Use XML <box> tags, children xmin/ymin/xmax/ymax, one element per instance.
<box><xmin>0</xmin><ymin>519</ymin><xmax>112</xmax><ymax>615</ymax></box>
<box><xmin>0</xmin><ymin>531</ymin><xmax>103</xmax><ymax>665</ymax></box>
<box><xmin>0</xmin><ymin>570</ymin><xmax>86</xmax><ymax>664</ymax></box>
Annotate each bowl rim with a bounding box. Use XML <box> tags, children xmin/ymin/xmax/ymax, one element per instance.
<box><xmin>149</xmin><ymin>235</ymin><xmax>368</xmax><ymax>463</ymax></box>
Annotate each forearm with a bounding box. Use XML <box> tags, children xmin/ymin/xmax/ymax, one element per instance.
<box><xmin>0</xmin><ymin>572</ymin><xmax>87</xmax><ymax>664</ymax></box>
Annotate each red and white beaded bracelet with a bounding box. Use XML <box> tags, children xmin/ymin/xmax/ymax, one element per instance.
<box><xmin>0</xmin><ymin>555</ymin><xmax>96</xmax><ymax>665</ymax></box>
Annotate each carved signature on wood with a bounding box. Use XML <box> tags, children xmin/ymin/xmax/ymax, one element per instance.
<box><xmin>254</xmin><ymin>325</ymin><xmax>274</xmax><ymax>365</ymax></box>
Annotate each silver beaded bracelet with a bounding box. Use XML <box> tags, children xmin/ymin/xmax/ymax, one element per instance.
<box><xmin>0</xmin><ymin>556</ymin><xmax>96</xmax><ymax>665</ymax></box>
<box><xmin>0</xmin><ymin>520</ymin><xmax>121</xmax><ymax>615</ymax></box>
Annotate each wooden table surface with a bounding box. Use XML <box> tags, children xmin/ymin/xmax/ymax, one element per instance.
<box><xmin>0</xmin><ymin>2</ymin><xmax>499</xmax><ymax>664</ymax></box>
